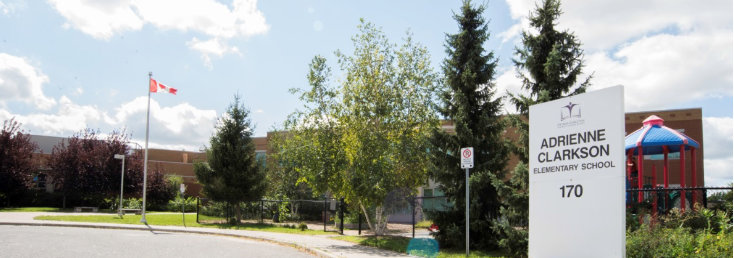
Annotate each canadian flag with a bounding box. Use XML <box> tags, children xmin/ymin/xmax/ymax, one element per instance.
<box><xmin>149</xmin><ymin>78</ymin><xmax>177</xmax><ymax>95</ymax></box>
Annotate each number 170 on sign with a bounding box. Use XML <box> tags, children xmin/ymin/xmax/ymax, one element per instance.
<box><xmin>560</xmin><ymin>184</ymin><xmax>583</xmax><ymax>198</ymax></box>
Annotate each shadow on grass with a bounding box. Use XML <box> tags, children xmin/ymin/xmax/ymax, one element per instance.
<box><xmin>0</xmin><ymin>207</ymin><xmax>74</xmax><ymax>212</ymax></box>
<box><xmin>35</xmin><ymin>213</ymin><xmax>333</xmax><ymax>235</ymax></box>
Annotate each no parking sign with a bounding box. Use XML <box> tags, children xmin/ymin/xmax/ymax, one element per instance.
<box><xmin>460</xmin><ymin>147</ymin><xmax>473</xmax><ymax>168</ymax></box>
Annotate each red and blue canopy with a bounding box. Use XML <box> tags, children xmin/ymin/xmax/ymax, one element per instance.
<box><xmin>624</xmin><ymin>115</ymin><xmax>700</xmax><ymax>155</ymax></box>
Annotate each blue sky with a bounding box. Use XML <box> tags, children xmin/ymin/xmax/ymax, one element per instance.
<box><xmin>0</xmin><ymin>0</ymin><xmax>731</xmax><ymax>186</ymax></box>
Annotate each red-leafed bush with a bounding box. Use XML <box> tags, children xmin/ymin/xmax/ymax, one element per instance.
<box><xmin>0</xmin><ymin>118</ymin><xmax>39</xmax><ymax>206</ymax></box>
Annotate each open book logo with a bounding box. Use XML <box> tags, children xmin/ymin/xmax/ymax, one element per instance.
<box><xmin>561</xmin><ymin>102</ymin><xmax>581</xmax><ymax>121</ymax></box>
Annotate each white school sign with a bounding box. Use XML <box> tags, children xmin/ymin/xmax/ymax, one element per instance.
<box><xmin>529</xmin><ymin>86</ymin><xmax>625</xmax><ymax>258</ymax></box>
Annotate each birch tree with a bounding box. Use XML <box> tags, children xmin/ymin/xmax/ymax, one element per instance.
<box><xmin>280</xmin><ymin>20</ymin><xmax>439</xmax><ymax>235</ymax></box>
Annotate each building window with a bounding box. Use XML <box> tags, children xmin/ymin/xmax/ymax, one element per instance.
<box><xmin>424</xmin><ymin>189</ymin><xmax>433</xmax><ymax>197</ymax></box>
<box><xmin>255</xmin><ymin>151</ymin><xmax>266</xmax><ymax>167</ymax></box>
<box><xmin>644</xmin><ymin>152</ymin><xmax>680</xmax><ymax>160</ymax></box>
<box><xmin>33</xmin><ymin>173</ymin><xmax>47</xmax><ymax>190</ymax></box>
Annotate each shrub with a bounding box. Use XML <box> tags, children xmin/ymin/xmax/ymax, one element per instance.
<box><xmin>13</xmin><ymin>191</ymin><xmax>65</xmax><ymax>208</ymax></box>
<box><xmin>626</xmin><ymin>205</ymin><xmax>733</xmax><ymax>257</ymax></box>
<box><xmin>165</xmin><ymin>195</ymin><xmax>197</xmax><ymax>212</ymax></box>
<box><xmin>106</xmin><ymin>198</ymin><xmax>143</xmax><ymax>212</ymax></box>
<box><xmin>298</xmin><ymin>222</ymin><xmax>308</xmax><ymax>231</ymax></box>
<box><xmin>146</xmin><ymin>173</ymin><xmax>179</xmax><ymax>209</ymax></box>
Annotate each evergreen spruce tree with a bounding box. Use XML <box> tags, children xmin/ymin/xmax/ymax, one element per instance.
<box><xmin>491</xmin><ymin>0</ymin><xmax>593</xmax><ymax>256</ymax></box>
<box><xmin>429</xmin><ymin>0</ymin><xmax>511</xmax><ymax>250</ymax></box>
<box><xmin>194</xmin><ymin>94</ymin><xmax>266</xmax><ymax>222</ymax></box>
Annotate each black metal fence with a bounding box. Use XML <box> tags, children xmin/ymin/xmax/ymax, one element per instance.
<box><xmin>196</xmin><ymin>197</ymin><xmax>345</xmax><ymax>233</ymax></box>
<box><xmin>626</xmin><ymin>186</ymin><xmax>732</xmax><ymax>215</ymax></box>
<box><xmin>193</xmin><ymin>187</ymin><xmax>730</xmax><ymax>238</ymax></box>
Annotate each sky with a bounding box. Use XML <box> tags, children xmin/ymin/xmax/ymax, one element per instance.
<box><xmin>0</xmin><ymin>0</ymin><xmax>731</xmax><ymax>186</ymax></box>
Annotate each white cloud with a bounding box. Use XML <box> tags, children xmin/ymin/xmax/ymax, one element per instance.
<box><xmin>498</xmin><ymin>23</ymin><xmax>523</xmax><ymax>44</ymax></box>
<box><xmin>0</xmin><ymin>1</ymin><xmax>8</xmax><ymax>15</ymax></box>
<box><xmin>584</xmin><ymin>30</ymin><xmax>732</xmax><ymax>112</ymax></box>
<box><xmin>313</xmin><ymin>21</ymin><xmax>323</xmax><ymax>32</ymax></box>
<box><xmin>255</xmin><ymin>109</ymin><xmax>264</xmax><ymax>113</ymax></box>
<box><xmin>0</xmin><ymin>96</ymin><xmax>112</xmax><ymax>135</ymax></box>
<box><xmin>133</xmin><ymin>0</ymin><xmax>268</xmax><ymax>39</ymax></box>
<box><xmin>501</xmin><ymin>0</ymin><xmax>732</xmax><ymax>51</ymax></box>
<box><xmin>495</xmin><ymin>68</ymin><xmax>524</xmax><ymax>113</ymax></box>
<box><xmin>702</xmin><ymin>117</ymin><xmax>733</xmax><ymax>160</ymax></box>
<box><xmin>48</xmin><ymin>0</ymin><xmax>269</xmax><ymax>67</ymax></box>
<box><xmin>702</xmin><ymin>117</ymin><xmax>733</xmax><ymax>186</ymax></box>
<box><xmin>0</xmin><ymin>0</ymin><xmax>25</xmax><ymax>16</ymax></box>
<box><xmin>0</xmin><ymin>95</ymin><xmax>217</xmax><ymax>152</ymax></box>
<box><xmin>48</xmin><ymin>0</ymin><xmax>143</xmax><ymax>41</ymax></box>
<box><xmin>114</xmin><ymin>96</ymin><xmax>217</xmax><ymax>149</ymax></box>
<box><xmin>186</xmin><ymin>37</ymin><xmax>241</xmax><ymax>70</ymax></box>
<box><xmin>0</xmin><ymin>53</ymin><xmax>56</xmax><ymax>110</ymax></box>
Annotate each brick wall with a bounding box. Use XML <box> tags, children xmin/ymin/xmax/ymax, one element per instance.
<box><xmin>624</xmin><ymin>108</ymin><xmax>704</xmax><ymax>187</ymax></box>
<box><xmin>151</xmin><ymin>107</ymin><xmax>707</xmax><ymax>197</ymax></box>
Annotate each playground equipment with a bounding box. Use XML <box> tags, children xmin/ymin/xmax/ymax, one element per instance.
<box><xmin>624</xmin><ymin>115</ymin><xmax>700</xmax><ymax>214</ymax></box>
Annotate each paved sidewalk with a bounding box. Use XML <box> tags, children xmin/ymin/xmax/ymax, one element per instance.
<box><xmin>0</xmin><ymin>212</ymin><xmax>409</xmax><ymax>258</ymax></box>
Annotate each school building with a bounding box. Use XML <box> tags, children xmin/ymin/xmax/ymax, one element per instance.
<box><xmin>27</xmin><ymin>107</ymin><xmax>705</xmax><ymax>199</ymax></box>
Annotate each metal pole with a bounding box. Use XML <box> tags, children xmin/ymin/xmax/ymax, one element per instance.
<box><xmin>196</xmin><ymin>197</ymin><xmax>199</xmax><ymax>223</ymax></box>
<box><xmin>466</xmin><ymin>167</ymin><xmax>470</xmax><ymax>257</ymax></box>
<box><xmin>141</xmin><ymin>72</ymin><xmax>152</xmax><ymax>223</ymax></box>
<box><xmin>412</xmin><ymin>197</ymin><xmax>415</xmax><ymax>239</ymax></box>
<box><xmin>680</xmin><ymin>144</ymin><xmax>686</xmax><ymax>211</ymax></box>
<box><xmin>340</xmin><ymin>197</ymin><xmax>344</xmax><ymax>234</ymax></box>
<box><xmin>324</xmin><ymin>199</ymin><xmax>327</xmax><ymax>232</ymax></box>
<box><xmin>260</xmin><ymin>200</ymin><xmax>264</xmax><ymax>223</ymax></box>
<box><xmin>691</xmin><ymin>148</ymin><xmax>697</xmax><ymax>207</ymax></box>
<box><xmin>182</xmin><ymin>191</ymin><xmax>186</xmax><ymax>227</ymax></box>
<box><xmin>358</xmin><ymin>211</ymin><xmax>362</xmax><ymax>235</ymax></box>
<box><xmin>118</xmin><ymin>155</ymin><xmax>125</xmax><ymax>217</ymax></box>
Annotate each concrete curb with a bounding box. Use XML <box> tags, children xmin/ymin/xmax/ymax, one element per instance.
<box><xmin>0</xmin><ymin>222</ymin><xmax>339</xmax><ymax>258</ymax></box>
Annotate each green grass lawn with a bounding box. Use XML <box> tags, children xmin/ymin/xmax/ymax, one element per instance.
<box><xmin>415</xmin><ymin>220</ymin><xmax>433</xmax><ymax>229</ymax></box>
<box><xmin>0</xmin><ymin>207</ymin><xmax>72</xmax><ymax>212</ymax></box>
<box><xmin>331</xmin><ymin>235</ymin><xmax>512</xmax><ymax>258</ymax></box>
<box><xmin>35</xmin><ymin>213</ymin><xmax>333</xmax><ymax>235</ymax></box>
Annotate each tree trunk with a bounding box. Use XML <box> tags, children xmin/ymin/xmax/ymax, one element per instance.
<box><xmin>290</xmin><ymin>202</ymin><xmax>299</xmax><ymax>220</ymax></box>
<box><xmin>235</xmin><ymin>202</ymin><xmax>242</xmax><ymax>222</ymax></box>
<box><xmin>359</xmin><ymin>201</ymin><xmax>391</xmax><ymax>236</ymax></box>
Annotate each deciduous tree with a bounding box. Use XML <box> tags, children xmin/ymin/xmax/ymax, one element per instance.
<box><xmin>47</xmin><ymin>128</ymin><xmax>166</xmax><ymax>207</ymax></box>
<box><xmin>280</xmin><ymin>20</ymin><xmax>439</xmax><ymax>235</ymax></box>
<box><xmin>0</xmin><ymin>118</ymin><xmax>39</xmax><ymax>206</ymax></box>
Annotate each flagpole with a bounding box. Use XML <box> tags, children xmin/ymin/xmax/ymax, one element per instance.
<box><xmin>141</xmin><ymin>71</ymin><xmax>152</xmax><ymax>223</ymax></box>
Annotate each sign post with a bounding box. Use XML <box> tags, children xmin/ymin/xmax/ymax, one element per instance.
<box><xmin>528</xmin><ymin>86</ymin><xmax>625</xmax><ymax>257</ymax></box>
<box><xmin>460</xmin><ymin>147</ymin><xmax>473</xmax><ymax>257</ymax></box>
<box><xmin>114</xmin><ymin>154</ymin><xmax>125</xmax><ymax>218</ymax></box>
<box><xmin>180</xmin><ymin>183</ymin><xmax>186</xmax><ymax>227</ymax></box>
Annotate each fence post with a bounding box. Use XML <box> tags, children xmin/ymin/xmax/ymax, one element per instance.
<box><xmin>340</xmin><ymin>197</ymin><xmax>344</xmax><ymax>234</ymax></box>
<box><xmin>412</xmin><ymin>197</ymin><xmax>415</xmax><ymax>239</ymax></box>
<box><xmin>702</xmin><ymin>189</ymin><xmax>707</xmax><ymax>208</ymax></box>
<box><xmin>324</xmin><ymin>199</ymin><xmax>327</xmax><ymax>232</ymax></box>
<box><xmin>196</xmin><ymin>197</ymin><xmax>199</xmax><ymax>224</ymax></box>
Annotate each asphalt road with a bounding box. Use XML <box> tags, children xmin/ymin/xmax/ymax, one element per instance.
<box><xmin>0</xmin><ymin>225</ymin><xmax>315</xmax><ymax>258</ymax></box>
